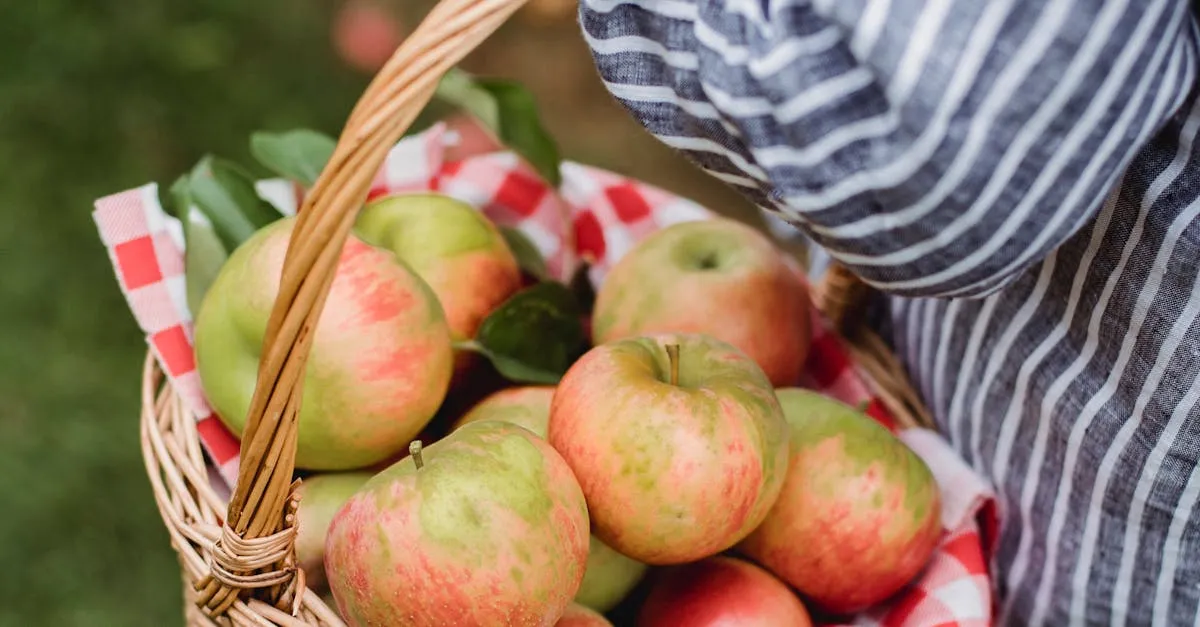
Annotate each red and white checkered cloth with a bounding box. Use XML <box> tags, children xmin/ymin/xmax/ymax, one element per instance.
<box><xmin>93</xmin><ymin>122</ymin><xmax>999</xmax><ymax>626</ymax></box>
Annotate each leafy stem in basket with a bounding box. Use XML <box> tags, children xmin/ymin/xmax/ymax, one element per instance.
<box><xmin>454</xmin><ymin>281</ymin><xmax>589</xmax><ymax>384</ymax></box>
<box><xmin>249</xmin><ymin>128</ymin><xmax>337</xmax><ymax>187</ymax></box>
<box><xmin>179</xmin><ymin>204</ymin><xmax>229</xmax><ymax>316</ymax></box>
<box><xmin>174</xmin><ymin>155</ymin><xmax>284</xmax><ymax>252</ymax></box>
<box><xmin>435</xmin><ymin>68</ymin><xmax>563</xmax><ymax>188</ymax></box>
<box><xmin>167</xmin><ymin>157</ymin><xmax>284</xmax><ymax>315</ymax></box>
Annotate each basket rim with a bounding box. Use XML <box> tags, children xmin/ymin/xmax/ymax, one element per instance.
<box><xmin>140</xmin><ymin>351</ymin><xmax>347</xmax><ymax>627</ymax></box>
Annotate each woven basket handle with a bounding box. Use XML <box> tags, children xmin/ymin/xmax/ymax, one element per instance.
<box><xmin>197</xmin><ymin>0</ymin><xmax>531</xmax><ymax>616</ymax></box>
<box><xmin>198</xmin><ymin>0</ymin><xmax>932</xmax><ymax>616</ymax></box>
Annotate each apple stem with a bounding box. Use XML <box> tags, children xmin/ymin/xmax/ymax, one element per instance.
<box><xmin>666</xmin><ymin>344</ymin><xmax>680</xmax><ymax>387</ymax></box>
<box><xmin>410</xmin><ymin>440</ymin><xmax>425</xmax><ymax>470</ymax></box>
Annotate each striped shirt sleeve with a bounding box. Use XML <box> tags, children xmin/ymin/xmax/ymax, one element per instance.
<box><xmin>580</xmin><ymin>0</ymin><xmax>1199</xmax><ymax>298</ymax></box>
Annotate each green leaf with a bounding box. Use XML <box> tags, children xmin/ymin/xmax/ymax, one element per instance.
<box><xmin>167</xmin><ymin>172</ymin><xmax>230</xmax><ymax>315</ymax></box>
<box><xmin>454</xmin><ymin>340</ymin><xmax>564</xmax><ymax>385</ymax></box>
<box><xmin>181</xmin><ymin>207</ymin><xmax>229</xmax><ymax>316</ymax></box>
<box><xmin>476</xmin><ymin>79</ymin><xmax>562</xmax><ymax>187</ymax></box>
<box><xmin>436</xmin><ymin>69</ymin><xmax>500</xmax><ymax>129</ymax></box>
<box><xmin>186</xmin><ymin>155</ymin><xmax>284</xmax><ymax>252</ymax></box>
<box><xmin>499</xmin><ymin>226</ymin><xmax>549</xmax><ymax>281</ymax></box>
<box><xmin>436</xmin><ymin>68</ymin><xmax>562</xmax><ymax>187</ymax></box>
<box><xmin>469</xmin><ymin>281</ymin><xmax>588</xmax><ymax>384</ymax></box>
<box><xmin>164</xmin><ymin>173</ymin><xmax>191</xmax><ymax>219</ymax></box>
<box><xmin>249</xmin><ymin>128</ymin><xmax>337</xmax><ymax>187</ymax></box>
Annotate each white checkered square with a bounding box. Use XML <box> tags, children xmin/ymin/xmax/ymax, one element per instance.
<box><xmin>93</xmin><ymin>186</ymin><xmax>153</xmax><ymax>246</ymax></box>
<box><xmin>930</xmin><ymin>576</ymin><xmax>990</xmax><ymax>621</ymax></box>
<box><xmin>127</xmin><ymin>282</ymin><xmax>183</xmax><ymax>334</ymax></box>
<box><xmin>255</xmin><ymin>178</ymin><xmax>299</xmax><ymax>216</ymax></box>
<box><xmin>174</xmin><ymin>370</ymin><xmax>214</xmax><ymax>420</ymax></box>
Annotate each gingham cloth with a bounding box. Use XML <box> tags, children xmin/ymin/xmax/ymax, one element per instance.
<box><xmin>93</xmin><ymin>123</ymin><xmax>999</xmax><ymax>626</ymax></box>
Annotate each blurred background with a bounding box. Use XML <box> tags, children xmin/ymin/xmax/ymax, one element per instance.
<box><xmin>0</xmin><ymin>1</ymin><xmax>777</xmax><ymax>625</ymax></box>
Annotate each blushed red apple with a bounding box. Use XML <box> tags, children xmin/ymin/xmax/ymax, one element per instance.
<box><xmin>548</xmin><ymin>333</ymin><xmax>789</xmax><ymax>565</ymax></box>
<box><xmin>324</xmin><ymin>421</ymin><xmax>590</xmax><ymax>627</ymax></box>
<box><xmin>591</xmin><ymin>218</ymin><xmax>811</xmax><ymax>387</ymax></box>
<box><xmin>453</xmin><ymin>386</ymin><xmax>649</xmax><ymax>612</ymax></box>
<box><xmin>638</xmin><ymin>556</ymin><xmax>812</xmax><ymax>627</ymax></box>
<box><xmin>194</xmin><ymin>216</ymin><xmax>453</xmax><ymax>470</ymax></box>
<box><xmin>452</xmin><ymin>386</ymin><xmax>557</xmax><ymax>436</ymax></box>
<box><xmin>738</xmin><ymin>388</ymin><xmax>942</xmax><ymax>614</ymax></box>
<box><xmin>356</xmin><ymin>193</ymin><xmax>523</xmax><ymax>373</ymax></box>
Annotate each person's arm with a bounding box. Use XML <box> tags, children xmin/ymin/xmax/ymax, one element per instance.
<box><xmin>581</xmin><ymin>0</ymin><xmax>1198</xmax><ymax>298</ymax></box>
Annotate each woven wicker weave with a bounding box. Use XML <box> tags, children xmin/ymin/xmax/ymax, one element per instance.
<box><xmin>139</xmin><ymin>0</ymin><xmax>932</xmax><ymax>623</ymax></box>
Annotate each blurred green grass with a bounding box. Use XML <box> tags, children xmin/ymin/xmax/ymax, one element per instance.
<box><xmin>0</xmin><ymin>2</ymin><xmax>762</xmax><ymax>625</ymax></box>
<box><xmin>0</xmin><ymin>3</ymin><xmax>367</xmax><ymax>625</ymax></box>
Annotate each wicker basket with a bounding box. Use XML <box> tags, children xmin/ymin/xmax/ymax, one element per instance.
<box><xmin>139</xmin><ymin>0</ymin><xmax>933</xmax><ymax>623</ymax></box>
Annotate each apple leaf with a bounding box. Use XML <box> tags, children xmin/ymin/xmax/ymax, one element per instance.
<box><xmin>436</xmin><ymin>68</ymin><xmax>501</xmax><ymax>129</ymax></box>
<box><xmin>184</xmin><ymin>155</ymin><xmax>284</xmax><ymax>252</ymax></box>
<box><xmin>165</xmin><ymin>173</ymin><xmax>191</xmax><ymax>220</ymax></box>
<box><xmin>250</xmin><ymin>128</ymin><xmax>337</xmax><ymax>187</ymax></box>
<box><xmin>454</xmin><ymin>340</ymin><xmax>564</xmax><ymax>385</ymax></box>
<box><xmin>182</xmin><ymin>207</ymin><xmax>229</xmax><ymax>316</ymax></box>
<box><xmin>435</xmin><ymin>68</ymin><xmax>562</xmax><ymax>187</ymax></box>
<box><xmin>499</xmin><ymin>226</ymin><xmax>549</xmax><ymax>281</ymax></box>
<box><xmin>168</xmin><ymin>172</ymin><xmax>231</xmax><ymax>315</ymax></box>
<box><xmin>465</xmin><ymin>281</ymin><xmax>588</xmax><ymax>384</ymax></box>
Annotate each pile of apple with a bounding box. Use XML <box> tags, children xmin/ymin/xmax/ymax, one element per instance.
<box><xmin>193</xmin><ymin>191</ymin><xmax>943</xmax><ymax>627</ymax></box>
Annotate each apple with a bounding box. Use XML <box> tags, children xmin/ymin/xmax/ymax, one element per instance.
<box><xmin>194</xmin><ymin>217</ymin><xmax>453</xmax><ymax>470</ymax></box>
<box><xmin>451</xmin><ymin>386</ymin><xmax>557</xmax><ymax>435</ymax></box>
<box><xmin>638</xmin><ymin>556</ymin><xmax>813</xmax><ymax>627</ymax></box>
<box><xmin>591</xmin><ymin>218</ymin><xmax>811</xmax><ymax>387</ymax></box>
<box><xmin>738</xmin><ymin>388</ymin><xmax>942</xmax><ymax>614</ymax></box>
<box><xmin>324</xmin><ymin>421</ymin><xmax>591</xmax><ymax>627</ymax></box>
<box><xmin>453</xmin><ymin>386</ymin><xmax>650</xmax><ymax>612</ymax></box>
<box><xmin>294</xmin><ymin>472</ymin><xmax>373</xmax><ymax>590</ymax></box>
<box><xmin>556</xmin><ymin>603</ymin><xmax>613</xmax><ymax>627</ymax></box>
<box><xmin>355</xmin><ymin>192</ymin><xmax>523</xmax><ymax>373</ymax></box>
<box><xmin>574</xmin><ymin>536</ymin><xmax>650</xmax><ymax>614</ymax></box>
<box><xmin>548</xmin><ymin>333</ymin><xmax>789</xmax><ymax>565</ymax></box>
<box><xmin>332</xmin><ymin>0</ymin><xmax>404</xmax><ymax>73</ymax></box>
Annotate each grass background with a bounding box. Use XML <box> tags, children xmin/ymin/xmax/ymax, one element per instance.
<box><xmin>0</xmin><ymin>1</ymin><xmax>765</xmax><ymax>625</ymax></box>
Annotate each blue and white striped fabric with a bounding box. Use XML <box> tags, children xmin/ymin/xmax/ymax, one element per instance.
<box><xmin>579</xmin><ymin>0</ymin><xmax>1200</xmax><ymax>624</ymax></box>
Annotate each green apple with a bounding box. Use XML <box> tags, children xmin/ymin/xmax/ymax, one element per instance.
<box><xmin>737</xmin><ymin>389</ymin><xmax>942</xmax><ymax>614</ymax></box>
<box><xmin>547</xmin><ymin>333</ymin><xmax>790</xmax><ymax>565</ymax></box>
<box><xmin>194</xmin><ymin>216</ymin><xmax>454</xmax><ymax>470</ymax></box>
<box><xmin>592</xmin><ymin>218</ymin><xmax>811</xmax><ymax>387</ymax></box>
<box><xmin>294</xmin><ymin>472</ymin><xmax>373</xmax><ymax>590</ymax></box>
<box><xmin>355</xmin><ymin>193</ymin><xmax>522</xmax><ymax>368</ymax></box>
<box><xmin>453</xmin><ymin>386</ymin><xmax>649</xmax><ymax>613</ymax></box>
<box><xmin>575</xmin><ymin>537</ymin><xmax>648</xmax><ymax>613</ymax></box>
<box><xmin>324</xmin><ymin>421</ymin><xmax>591</xmax><ymax>627</ymax></box>
<box><xmin>555</xmin><ymin>603</ymin><xmax>613</xmax><ymax>627</ymax></box>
